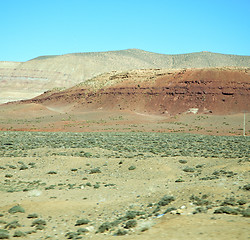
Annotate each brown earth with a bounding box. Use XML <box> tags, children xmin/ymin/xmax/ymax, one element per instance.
<box><xmin>18</xmin><ymin>67</ymin><xmax>250</xmax><ymax>115</ymax></box>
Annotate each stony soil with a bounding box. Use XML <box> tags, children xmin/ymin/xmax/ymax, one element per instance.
<box><xmin>0</xmin><ymin>131</ymin><xmax>249</xmax><ymax>239</ymax></box>
<box><xmin>0</xmin><ymin>104</ymin><xmax>249</xmax><ymax>136</ymax></box>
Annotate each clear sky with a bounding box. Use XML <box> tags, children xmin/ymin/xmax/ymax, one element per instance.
<box><xmin>1</xmin><ymin>0</ymin><xmax>250</xmax><ymax>62</ymax></box>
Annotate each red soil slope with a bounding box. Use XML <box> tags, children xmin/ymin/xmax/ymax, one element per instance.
<box><xmin>19</xmin><ymin>68</ymin><xmax>250</xmax><ymax>115</ymax></box>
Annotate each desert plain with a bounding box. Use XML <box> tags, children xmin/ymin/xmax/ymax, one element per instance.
<box><xmin>0</xmin><ymin>49</ymin><xmax>249</xmax><ymax>239</ymax></box>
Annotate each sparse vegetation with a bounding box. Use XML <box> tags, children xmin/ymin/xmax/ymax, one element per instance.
<box><xmin>0</xmin><ymin>131</ymin><xmax>249</xmax><ymax>238</ymax></box>
<box><xmin>8</xmin><ymin>205</ymin><xmax>25</xmax><ymax>214</ymax></box>
<box><xmin>75</xmin><ymin>219</ymin><xmax>90</xmax><ymax>226</ymax></box>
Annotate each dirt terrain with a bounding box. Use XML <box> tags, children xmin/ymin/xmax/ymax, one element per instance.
<box><xmin>0</xmin><ymin>104</ymin><xmax>249</xmax><ymax>136</ymax></box>
<box><xmin>0</xmin><ymin>63</ymin><xmax>249</xmax><ymax>239</ymax></box>
<box><xmin>0</xmin><ymin>131</ymin><xmax>249</xmax><ymax>239</ymax></box>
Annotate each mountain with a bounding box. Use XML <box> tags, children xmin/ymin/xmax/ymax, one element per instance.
<box><xmin>1</xmin><ymin>49</ymin><xmax>250</xmax><ymax>103</ymax></box>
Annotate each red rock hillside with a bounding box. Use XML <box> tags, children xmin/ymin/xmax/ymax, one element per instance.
<box><xmin>20</xmin><ymin>68</ymin><xmax>250</xmax><ymax>115</ymax></box>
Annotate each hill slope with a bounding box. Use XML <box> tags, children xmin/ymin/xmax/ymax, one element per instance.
<box><xmin>22</xmin><ymin>67</ymin><xmax>250</xmax><ymax>115</ymax></box>
<box><xmin>1</xmin><ymin>49</ymin><xmax>250</xmax><ymax>103</ymax></box>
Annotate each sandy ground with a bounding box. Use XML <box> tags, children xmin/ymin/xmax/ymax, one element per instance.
<box><xmin>0</xmin><ymin>104</ymin><xmax>249</xmax><ymax>136</ymax></box>
<box><xmin>0</xmin><ymin>130</ymin><xmax>249</xmax><ymax>239</ymax></box>
<box><xmin>0</xmin><ymin>103</ymin><xmax>249</xmax><ymax>239</ymax></box>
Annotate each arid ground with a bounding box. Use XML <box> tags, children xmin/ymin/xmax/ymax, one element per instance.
<box><xmin>0</xmin><ymin>51</ymin><xmax>249</xmax><ymax>239</ymax></box>
<box><xmin>0</xmin><ymin>131</ymin><xmax>249</xmax><ymax>239</ymax></box>
<box><xmin>0</xmin><ymin>103</ymin><xmax>249</xmax><ymax>240</ymax></box>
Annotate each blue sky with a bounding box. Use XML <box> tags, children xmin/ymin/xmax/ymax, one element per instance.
<box><xmin>1</xmin><ymin>0</ymin><xmax>250</xmax><ymax>61</ymax></box>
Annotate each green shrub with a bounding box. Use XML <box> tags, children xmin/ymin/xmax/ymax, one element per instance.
<box><xmin>89</xmin><ymin>168</ymin><xmax>101</xmax><ymax>174</ymax></box>
<box><xmin>75</xmin><ymin>219</ymin><xmax>90</xmax><ymax>226</ymax></box>
<box><xmin>0</xmin><ymin>229</ymin><xmax>9</xmax><ymax>239</ymax></box>
<box><xmin>31</xmin><ymin>219</ymin><xmax>46</xmax><ymax>227</ymax></box>
<box><xmin>128</xmin><ymin>165</ymin><xmax>136</xmax><ymax>170</ymax></box>
<box><xmin>13</xmin><ymin>230</ymin><xmax>26</xmax><ymax>237</ymax></box>
<box><xmin>4</xmin><ymin>221</ymin><xmax>21</xmax><ymax>230</ymax></box>
<box><xmin>183</xmin><ymin>167</ymin><xmax>195</xmax><ymax>173</ymax></box>
<box><xmin>47</xmin><ymin>171</ymin><xmax>57</xmax><ymax>174</ymax></box>
<box><xmin>158</xmin><ymin>195</ymin><xmax>175</xmax><ymax>206</ymax></box>
<box><xmin>27</xmin><ymin>213</ymin><xmax>38</xmax><ymax>219</ymax></box>
<box><xmin>115</xmin><ymin>229</ymin><xmax>128</xmax><ymax>236</ymax></box>
<box><xmin>8</xmin><ymin>205</ymin><xmax>25</xmax><ymax>214</ymax></box>
<box><xmin>124</xmin><ymin>220</ymin><xmax>137</xmax><ymax>229</ymax></box>
<box><xmin>77</xmin><ymin>228</ymin><xmax>89</xmax><ymax>234</ymax></box>
<box><xmin>242</xmin><ymin>208</ymin><xmax>250</xmax><ymax>217</ymax></box>
<box><xmin>214</xmin><ymin>206</ymin><xmax>240</xmax><ymax>215</ymax></box>
<box><xmin>179</xmin><ymin>159</ymin><xmax>187</xmax><ymax>164</ymax></box>
<box><xmin>97</xmin><ymin>222</ymin><xmax>112</xmax><ymax>233</ymax></box>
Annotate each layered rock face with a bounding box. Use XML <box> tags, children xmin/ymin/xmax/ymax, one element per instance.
<box><xmin>1</xmin><ymin>49</ymin><xmax>250</xmax><ymax>103</ymax></box>
<box><xmin>0</xmin><ymin>62</ymin><xmax>71</xmax><ymax>103</ymax></box>
<box><xmin>23</xmin><ymin>68</ymin><xmax>250</xmax><ymax>115</ymax></box>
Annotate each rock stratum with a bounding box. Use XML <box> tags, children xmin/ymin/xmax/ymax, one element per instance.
<box><xmin>1</xmin><ymin>49</ymin><xmax>250</xmax><ymax>103</ymax></box>
<box><xmin>20</xmin><ymin>67</ymin><xmax>250</xmax><ymax>115</ymax></box>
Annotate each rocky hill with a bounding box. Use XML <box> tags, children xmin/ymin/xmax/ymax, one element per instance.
<box><xmin>1</xmin><ymin>49</ymin><xmax>250</xmax><ymax>103</ymax></box>
<box><xmin>22</xmin><ymin>67</ymin><xmax>250</xmax><ymax>115</ymax></box>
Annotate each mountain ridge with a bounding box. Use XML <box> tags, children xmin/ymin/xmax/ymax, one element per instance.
<box><xmin>28</xmin><ymin>49</ymin><xmax>250</xmax><ymax>61</ymax></box>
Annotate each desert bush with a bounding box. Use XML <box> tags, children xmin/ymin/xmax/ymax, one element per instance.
<box><xmin>179</xmin><ymin>159</ymin><xmax>187</xmax><ymax>164</ymax></box>
<box><xmin>45</xmin><ymin>185</ymin><xmax>56</xmax><ymax>190</ymax></box>
<box><xmin>75</xmin><ymin>219</ymin><xmax>90</xmax><ymax>226</ymax></box>
<box><xmin>183</xmin><ymin>167</ymin><xmax>195</xmax><ymax>173</ymax></box>
<box><xmin>214</xmin><ymin>206</ymin><xmax>240</xmax><ymax>215</ymax></box>
<box><xmin>19</xmin><ymin>165</ymin><xmax>28</xmax><ymax>170</ymax></box>
<box><xmin>13</xmin><ymin>230</ymin><xmax>26</xmax><ymax>237</ymax></box>
<box><xmin>124</xmin><ymin>219</ymin><xmax>137</xmax><ymax>229</ymax></box>
<box><xmin>0</xmin><ymin>229</ymin><xmax>9</xmax><ymax>239</ymax></box>
<box><xmin>8</xmin><ymin>165</ymin><xmax>16</xmax><ymax>169</ymax></box>
<box><xmin>65</xmin><ymin>231</ymin><xmax>79</xmax><ymax>239</ymax></box>
<box><xmin>47</xmin><ymin>171</ymin><xmax>57</xmax><ymax>174</ymax></box>
<box><xmin>128</xmin><ymin>165</ymin><xmax>136</xmax><ymax>170</ymax></box>
<box><xmin>242</xmin><ymin>184</ymin><xmax>250</xmax><ymax>191</ymax></box>
<box><xmin>5</xmin><ymin>174</ymin><xmax>13</xmax><ymax>178</ymax></box>
<box><xmin>175</xmin><ymin>178</ymin><xmax>185</xmax><ymax>182</ymax></box>
<box><xmin>89</xmin><ymin>168</ymin><xmax>101</xmax><ymax>174</ymax></box>
<box><xmin>237</xmin><ymin>199</ymin><xmax>247</xmax><ymax>205</ymax></box>
<box><xmin>97</xmin><ymin>222</ymin><xmax>112</xmax><ymax>233</ymax></box>
<box><xmin>163</xmin><ymin>207</ymin><xmax>177</xmax><ymax>214</ymax></box>
<box><xmin>93</xmin><ymin>183</ymin><xmax>100</xmax><ymax>189</ymax></box>
<box><xmin>27</xmin><ymin>213</ymin><xmax>38</xmax><ymax>218</ymax></box>
<box><xmin>8</xmin><ymin>205</ymin><xmax>25</xmax><ymax>214</ymax></box>
<box><xmin>158</xmin><ymin>195</ymin><xmax>175</xmax><ymax>206</ymax></box>
<box><xmin>4</xmin><ymin>221</ymin><xmax>21</xmax><ymax>230</ymax></box>
<box><xmin>115</xmin><ymin>229</ymin><xmax>128</xmax><ymax>236</ymax></box>
<box><xmin>31</xmin><ymin>219</ymin><xmax>46</xmax><ymax>227</ymax></box>
<box><xmin>190</xmin><ymin>195</ymin><xmax>211</xmax><ymax>206</ymax></box>
<box><xmin>192</xmin><ymin>207</ymin><xmax>207</xmax><ymax>214</ymax></box>
<box><xmin>242</xmin><ymin>208</ymin><xmax>250</xmax><ymax>217</ymax></box>
<box><xmin>221</xmin><ymin>197</ymin><xmax>237</xmax><ymax>206</ymax></box>
<box><xmin>77</xmin><ymin>228</ymin><xmax>89</xmax><ymax>234</ymax></box>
